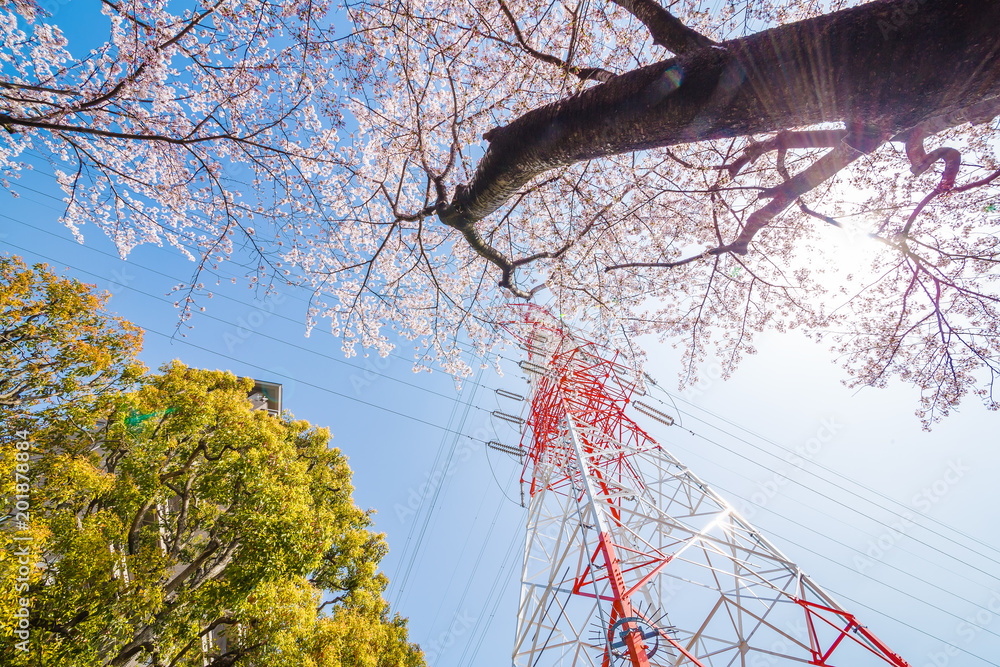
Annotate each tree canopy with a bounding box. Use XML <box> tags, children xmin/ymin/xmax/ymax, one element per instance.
<box><xmin>2</xmin><ymin>0</ymin><xmax>999</xmax><ymax>425</ymax></box>
<box><xmin>0</xmin><ymin>259</ymin><xmax>424</xmax><ymax>667</ymax></box>
<box><xmin>0</xmin><ymin>254</ymin><xmax>144</xmax><ymax>413</ymax></box>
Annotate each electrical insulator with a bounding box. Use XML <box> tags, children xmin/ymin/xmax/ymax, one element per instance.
<box><xmin>496</xmin><ymin>388</ymin><xmax>525</xmax><ymax>402</ymax></box>
<box><xmin>492</xmin><ymin>410</ymin><xmax>525</xmax><ymax>426</ymax></box>
<box><xmin>487</xmin><ymin>440</ymin><xmax>526</xmax><ymax>461</ymax></box>
<box><xmin>632</xmin><ymin>400</ymin><xmax>674</xmax><ymax>426</ymax></box>
<box><xmin>518</xmin><ymin>360</ymin><xmax>547</xmax><ymax>377</ymax></box>
<box><xmin>520</xmin><ymin>341</ymin><xmax>549</xmax><ymax>357</ymax></box>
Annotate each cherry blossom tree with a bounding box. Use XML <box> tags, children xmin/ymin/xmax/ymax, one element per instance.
<box><xmin>0</xmin><ymin>0</ymin><xmax>343</xmax><ymax>291</ymax></box>
<box><xmin>305</xmin><ymin>0</ymin><xmax>1000</xmax><ymax>426</ymax></box>
<box><xmin>3</xmin><ymin>0</ymin><xmax>999</xmax><ymax>426</ymax></box>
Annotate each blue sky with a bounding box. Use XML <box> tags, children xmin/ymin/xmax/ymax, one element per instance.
<box><xmin>3</xmin><ymin>2</ymin><xmax>1000</xmax><ymax>666</ymax></box>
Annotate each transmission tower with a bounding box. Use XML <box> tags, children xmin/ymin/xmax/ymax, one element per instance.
<box><xmin>503</xmin><ymin>306</ymin><xmax>910</xmax><ymax>667</ymax></box>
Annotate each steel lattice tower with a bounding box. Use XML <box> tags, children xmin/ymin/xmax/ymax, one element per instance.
<box><xmin>504</xmin><ymin>306</ymin><xmax>910</xmax><ymax>667</ymax></box>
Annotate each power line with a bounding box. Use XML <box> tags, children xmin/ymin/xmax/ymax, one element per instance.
<box><xmin>638</xmin><ymin>382</ymin><xmax>1000</xmax><ymax>576</ymax></box>
<box><xmin>659</xmin><ymin>439</ymin><xmax>1000</xmax><ymax>639</ymax></box>
<box><xmin>823</xmin><ymin>586</ymin><xmax>1000</xmax><ymax>667</ymax></box>
<box><xmin>0</xmin><ymin>232</ymin><xmax>521</xmax><ymax>427</ymax></box>
<box><xmin>391</xmin><ymin>362</ymin><xmax>486</xmax><ymax>606</ymax></box>
<box><xmin>680</xmin><ymin>423</ymin><xmax>1000</xmax><ymax>581</ymax></box>
<box><xmin>456</xmin><ymin>522</ymin><xmax>524</xmax><ymax>667</ymax></box>
<box><xmin>6</xmin><ymin>227</ymin><xmax>499</xmax><ymax>441</ymax></box>
<box><xmin>423</xmin><ymin>465</ymin><xmax>521</xmax><ymax>634</ymax></box>
<box><xmin>1</xmin><ymin>212</ymin><xmax>511</xmax><ymax>399</ymax></box>
<box><xmin>659</xmin><ymin>428</ymin><xmax>998</xmax><ymax>594</ymax></box>
<box><xmin>659</xmin><ymin>383</ymin><xmax>1000</xmax><ymax>561</ymax></box>
<box><xmin>133</xmin><ymin>325</ymin><xmax>481</xmax><ymax>438</ymax></box>
<box><xmin>653</xmin><ymin>378</ymin><xmax>1000</xmax><ymax>564</ymax></box>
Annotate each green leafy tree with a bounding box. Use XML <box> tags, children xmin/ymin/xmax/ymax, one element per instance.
<box><xmin>0</xmin><ymin>254</ymin><xmax>144</xmax><ymax>414</ymax></box>
<box><xmin>0</xmin><ymin>258</ymin><xmax>423</xmax><ymax>666</ymax></box>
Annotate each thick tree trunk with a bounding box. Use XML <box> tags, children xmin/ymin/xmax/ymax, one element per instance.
<box><xmin>440</xmin><ymin>0</ymin><xmax>1000</xmax><ymax>227</ymax></box>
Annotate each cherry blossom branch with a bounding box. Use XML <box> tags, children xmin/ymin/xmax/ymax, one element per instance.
<box><xmin>0</xmin><ymin>113</ymin><xmax>305</xmax><ymax>152</ymax></box>
<box><xmin>774</xmin><ymin>137</ymin><xmax>849</xmax><ymax>229</ymax></box>
<box><xmin>682</xmin><ymin>253</ymin><xmax>720</xmax><ymax>384</ymax></box>
<box><xmin>905</xmin><ymin>129</ymin><xmax>961</xmax><ymax>187</ymax></box>
<box><xmin>384</xmin><ymin>176</ymin><xmax>533</xmax><ymax>297</ymax></box>
<box><xmin>99</xmin><ymin>0</ymin><xmax>152</xmax><ymax>29</ymax></box>
<box><xmin>898</xmin><ymin>186</ymin><xmax>947</xmax><ymax>239</ymax></box>
<box><xmin>897</xmin><ymin>137</ymin><xmax>1000</xmax><ymax>240</ymax></box>
<box><xmin>896</xmin><ymin>129</ymin><xmax>962</xmax><ymax>238</ymax></box>
<box><xmin>0</xmin><ymin>81</ymin><xmax>77</xmax><ymax>96</ymax></box>
<box><xmin>860</xmin><ymin>234</ymin><xmax>1000</xmax><ymax>416</ymax></box>
<box><xmin>607</xmin><ymin>0</ymin><xmax>718</xmax><ymax>55</ymax></box>
<box><xmin>69</xmin><ymin>0</ymin><xmax>226</xmax><ymax>115</ymax></box>
<box><xmin>887</xmin><ymin>96</ymin><xmax>1000</xmax><ymax>237</ymax></box>
<box><xmin>720</xmin><ymin>129</ymin><xmax>847</xmax><ymax>177</ymax></box>
<box><xmin>605</xmin><ymin>141</ymin><xmax>865</xmax><ymax>272</ymax></box>
<box><xmin>440</xmin><ymin>1</ymin><xmax>1000</xmax><ymax>230</ymax></box>
<box><xmin>433</xmin><ymin>180</ymin><xmax>622</xmax><ymax>297</ymax></box>
<box><xmin>509</xmin><ymin>193</ymin><xmax>623</xmax><ymax>266</ymax></box>
<box><xmin>497</xmin><ymin>0</ymin><xmax>615</xmax><ymax>83</ymax></box>
<box><xmin>437</xmin><ymin>214</ymin><xmax>530</xmax><ymax>296</ymax></box>
<box><xmin>796</xmin><ymin>200</ymin><xmax>842</xmax><ymax>227</ymax></box>
<box><xmin>952</xmin><ymin>166</ymin><xmax>1000</xmax><ymax>193</ymax></box>
<box><xmin>732</xmin><ymin>142</ymin><xmax>866</xmax><ymax>249</ymax></box>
